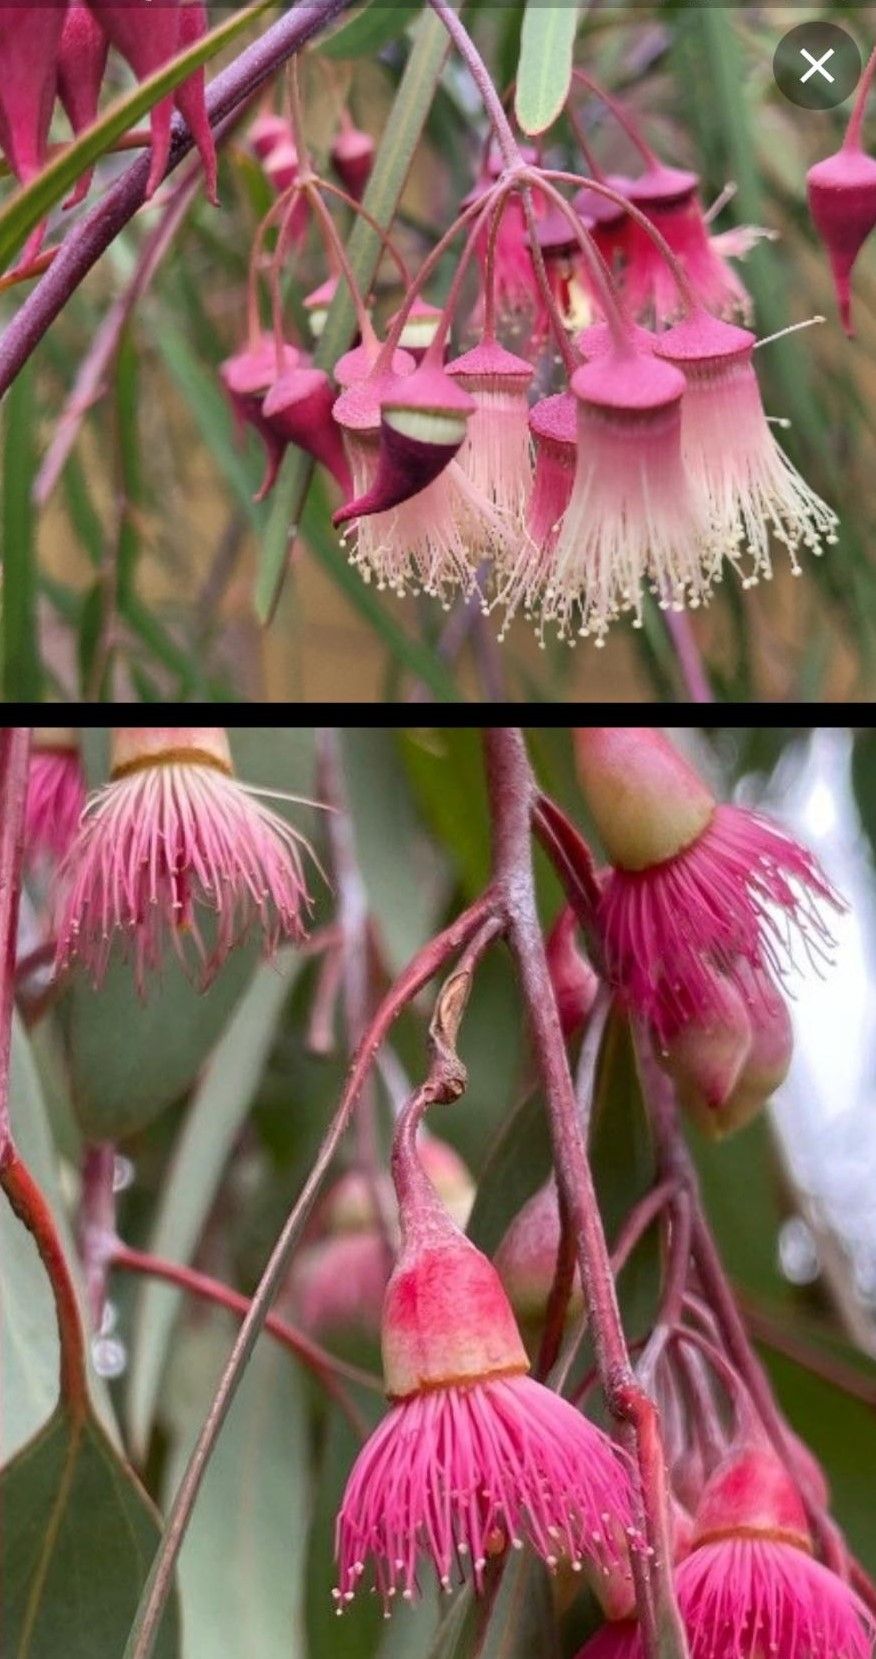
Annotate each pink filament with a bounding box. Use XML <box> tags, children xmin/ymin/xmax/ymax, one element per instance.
<box><xmin>55</xmin><ymin>762</ymin><xmax>312</xmax><ymax>991</ymax></box>
<box><xmin>25</xmin><ymin>750</ymin><xmax>86</xmax><ymax>868</ymax></box>
<box><xmin>597</xmin><ymin>802</ymin><xmax>841</xmax><ymax>1041</ymax></box>
<box><xmin>675</xmin><ymin>1538</ymin><xmax>876</xmax><ymax>1659</ymax></box>
<box><xmin>335</xmin><ymin>1374</ymin><xmax>636</xmax><ymax>1609</ymax></box>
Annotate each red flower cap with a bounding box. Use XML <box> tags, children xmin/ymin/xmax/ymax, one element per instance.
<box><xmin>57</xmin><ymin>1</ymin><xmax>110</xmax><ymax>208</ymax></box>
<box><xmin>249</xmin><ymin>110</ymin><xmax>290</xmax><ymax>160</ymax></box>
<box><xmin>261</xmin><ymin>366</ymin><xmax>353</xmax><ymax>495</ymax></box>
<box><xmin>808</xmin><ymin>146</ymin><xmax>876</xmax><ymax>336</ymax></box>
<box><xmin>626</xmin><ymin>161</ymin><xmax>700</xmax><ymax>210</ymax></box>
<box><xmin>333</xmin><ymin>361</ymin><xmax>475</xmax><ymax>525</ymax></box>
<box><xmin>331</xmin><ymin>121</ymin><xmax>375</xmax><ymax>201</ymax></box>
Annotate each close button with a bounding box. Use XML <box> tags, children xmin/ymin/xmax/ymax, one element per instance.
<box><xmin>773</xmin><ymin>22</ymin><xmax>861</xmax><ymax>111</ymax></box>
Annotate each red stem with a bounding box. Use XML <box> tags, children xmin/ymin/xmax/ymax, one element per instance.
<box><xmin>110</xmin><ymin>1243</ymin><xmax>380</xmax><ymax>1428</ymax></box>
<box><xmin>845</xmin><ymin>45</ymin><xmax>876</xmax><ymax>151</ymax></box>
<box><xmin>0</xmin><ymin>1148</ymin><xmax>90</xmax><ymax>1418</ymax></box>
<box><xmin>483</xmin><ymin>729</ymin><xmax>688</xmax><ymax>1659</ymax></box>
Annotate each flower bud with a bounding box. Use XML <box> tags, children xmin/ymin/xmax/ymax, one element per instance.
<box><xmin>57</xmin><ymin>1</ymin><xmax>110</xmax><ymax>208</ymax></box>
<box><xmin>333</xmin><ymin>361</ymin><xmax>475</xmax><ymax>525</ymax></box>
<box><xmin>290</xmin><ymin>1231</ymin><xmax>390</xmax><ymax>1339</ymax></box>
<box><xmin>262</xmin><ymin>366</ymin><xmax>352</xmax><ymax>495</ymax></box>
<box><xmin>0</xmin><ymin>2</ymin><xmax>66</xmax><ymax>258</ymax></box>
<box><xmin>494</xmin><ymin>1177</ymin><xmax>584</xmax><ymax>1327</ymax></box>
<box><xmin>387</xmin><ymin>300</ymin><xmax>444</xmax><ymax>364</ymax></box>
<box><xmin>657</xmin><ymin>970</ymin><xmax>753</xmax><ymax>1137</ymax></box>
<box><xmin>574</xmin><ymin>727</ymin><xmax>715</xmax><ymax>870</ymax></box>
<box><xmin>715</xmin><ymin>964</ymin><xmax>792</xmax><ymax>1134</ymax></box>
<box><xmin>249</xmin><ymin>110</ymin><xmax>289</xmax><ymax>161</ymax></box>
<box><xmin>546</xmin><ymin>906</ymin><xmax>599</xmax><ymax>1038</ymax></box>
<box><xmin>88</xmin><ymin>0</ymin><xmax>216</xmax><ymax>201</ymax></box>
<box><xmin>807</xmin><ymin>146</ymin><xmax>876</xmax><ymax>336</ymax></box>
<box><xmin>219</xmin><ymin>334</ymin><xmax>300</xmax><ymax>499</ymax></box>
<box><xmin>331</xmin><ymin>120</ymin><xmax>375</xmax><ymax>201</ymax></box>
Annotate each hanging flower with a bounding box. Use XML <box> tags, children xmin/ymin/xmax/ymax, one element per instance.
<box><xmin>335</xmin><ymin>1131</ymin><xmax>635</xmax><ymax>1607</ymax></box>
<box><xmin>55</xmin><ymin>727</ymin><xmax>314</xmax><ymax>991</ymax></box>
<box><xmin>573</xmin><ymin>726</ymin><xmax>842</xmax><ymax>1041</ymax></box>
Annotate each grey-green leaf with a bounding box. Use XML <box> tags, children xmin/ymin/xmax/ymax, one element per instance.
<box><xmin>0</xmin><ymin>1405</ymin><xmax>179</xmax><ymax>1659</ymax></box>
<box><xmin>515</xmin><ymin>5</ymin><xmax>580</xmax><ymax>136</ymax></box>
<box><xmin>125</xmin><ymin>952</ymin><xmax>302</xmax><ymax>1460</ymax></box>
<box><xmin>161</xmin><ymin>1314</ymin><xmax>310</xmax><ymax>1659</ymax></box>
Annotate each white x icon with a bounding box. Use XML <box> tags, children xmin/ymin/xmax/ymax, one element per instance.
<box><xmin>800</xmin><ymin>47</ymin><xmax>836</xmax><ymax>83</ymax></box>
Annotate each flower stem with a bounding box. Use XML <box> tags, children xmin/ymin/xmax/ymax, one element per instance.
<box><xmin>483</xmin><ymin>728</ymin><xmax>688</xmax><ymax>1659</ymax></box>
<box><xmin>110</xmin><ymin>1243</ymin><xmax>381</xmax><ymax>1429</ymax></box>
<box><xmin>0</xmin><ymin>1148</ymin><xmax>90</xmax><ymax>1419</ymax></box>
<box><xmin>121</xmin><ymin>891</ymin><xmax>500</xmax><ymax>1659</ymax></box>
<box><xmin>0</xmin><ymin>0</ymin><xmax>351</xmax><ymax>397</ymax></box>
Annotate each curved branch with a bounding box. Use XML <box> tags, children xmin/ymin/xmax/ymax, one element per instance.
<box><xmin>0</xmin><ymin>0</ymin><xmax>350</xmax><ymax>398</ymax></box>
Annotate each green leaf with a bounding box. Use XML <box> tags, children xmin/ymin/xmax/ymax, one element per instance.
<box><xmin>0</xmin><ymin>3</ymin><xmax>273</xmax><ymax>269</ymax></box>
<box><xmin>126</xmin><ymin>953</ymin><xmax>303</xmax><ymax>1461</ymax></box>
<box><xmin>255</xmin><ymin>6</ymin><xmax>452</xmax><ymax>623</ymax></box>
<box><xmin>340</xmin><ymin>730</ymin><xmax>451</xmax><ymax>974</ymax></box>
<box><xmin>153</xmin><ymin>324</ymin><xmax>267</xmax><ymax>532</ymax></box>
<box><xmin>59</xmin><ymin>943</ymin><xmax>260</xmax><ymax>1141</ymax></box>
<box><xmin>321</xmin><ymin>0</ymin><xmax>420</xmax><ymax>60</ymax></box>
<box><xmin>160</xmin><ymin>1313</ymin><xmax>310</xmax><ymax>1659</ymax></box>
<box><xmin>0</xmin><ymin>1405</ymin><xmax>179</xmax><ymax>1659</ymax></box>
<box><xmin>515</xmin><ymin>6</ymin><xmax>580</xmax><ymax>136</ymax></box>
<box><xmin>400</xmin><ymin>729</ymin><xmax>492</xmax><ymax>899</ymax></box>
<box><xmin>1</xmin><ymin>358</ymin><xmax>41</xmax><ymax>701</ymax></box>
<box><xmin>759</xmin><ymin>1349</ymin><xmax>876</xmax><ymax>1574</ymax></box>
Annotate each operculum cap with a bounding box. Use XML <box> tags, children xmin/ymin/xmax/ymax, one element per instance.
<box><xmin>574</xmin><ymin>727</ymin><xmax>715</xmax><ymax>871</ymax></box>
<box><xmin>382</xmin><ymin>1233</ymin><xmax>529</xmax><ymax>1400</ymax></box>
<box><xmin>111</xmin><ymin>728</ymin><xmax>232</xmax><ymax>777</ymax></box>
<box><xmin>692</xmin><ymin>1446</ymin><xmax>811</xmax><ymax>1551</ymax></box>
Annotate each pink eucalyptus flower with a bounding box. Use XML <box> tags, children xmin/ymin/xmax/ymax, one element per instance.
<box><xmin>574</xmin><ymin>727</ymin><xmax>841</xmax><ymax>1042</ymax></box>
<box><xmin>446</xmin><ymin>337</ymin><xmax>534</xmax><ymax>529</ymax></box>
<box><xmin>617</xmin><ymin>164</ymin><xmax>761</xmax><ymax>326</ymax></box>
<box><xmin>541</xmin><ymin>341</ymin><xmax>713</xmax><ymax>646</ymax></box>
<box><xmin>25</xmin><ymin>729</ymin><xmax>86</xmax><ymax>869</ymax></box>
<box><xmin>334</xmin><ymin>362</ymin><xmax>500</xmax><ymax>605</ymax></box>
<box><xmin>578</xmin><ymin>1447</ymin><xmax>874</xmax><ymax>1659</ymax></box>
<box><xmin>335</xmin><ymin>1133</ymin><xmax>635</xmax><ymax>1608</ymax></box>
<box><xmin>654</xmin><ymin>311</ymin><xmax>838</xmax><ymax>585</ymax></box>
<box><xmin>55</xmin><ymin>727</ymin><xmax>313</xmax><ymax>991</ymax></box>
<box><xmin>675</xmin><ymin>1446</ymin><xmax>875</xmax><ymax>1659</ymax></box>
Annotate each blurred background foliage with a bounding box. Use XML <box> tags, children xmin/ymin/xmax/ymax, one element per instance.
<box><xmin>0</xmin><ymin>6</ymin><xmax>875</xmax><ymax>703</ymax></box>
<box><xmin>6</xmin><ymin>724</ymin><xmax>876</xmax><ymax>1659</ymax></box>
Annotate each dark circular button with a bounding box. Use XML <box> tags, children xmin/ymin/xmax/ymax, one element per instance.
<box><xmin>773</xmin><ymin>23</ymin><xmax>861</xmax><ymax>110</ymax></box>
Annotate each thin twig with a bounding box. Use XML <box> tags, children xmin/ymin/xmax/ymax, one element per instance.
<box><xmin>111</xmin><ymin>1243</ymin><xmax>380</xmax><ymax>1434</ymax></box>
<box><xmin>121</xmin><ymin>889</ymin><xmax>500</xmax><ymax>1659</ymax></box>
